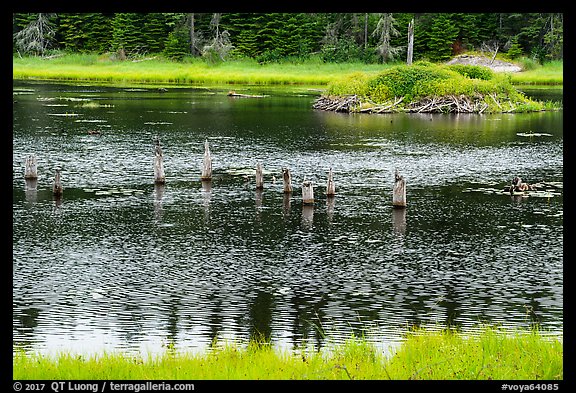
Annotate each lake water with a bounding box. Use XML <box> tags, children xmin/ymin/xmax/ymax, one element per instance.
<box><xmin>12</xmin><ymin>80</ymin><xmax>563</xmax><ymax>357</ymax></box>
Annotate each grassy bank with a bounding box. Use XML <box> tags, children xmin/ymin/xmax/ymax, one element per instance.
<box><xmin>12</xmin><ymin>54</ymin><xmax>562</xmax><ymax>87</ymax></box>
<box><xmin>13</xmin><ymin>326</ymin><xmax>562</xmax><ymax>380</ymax></box>
<box><xmin>12</xmin><ymin>54</ymin><xmax>385</xmax><ymax>86</ymax></box>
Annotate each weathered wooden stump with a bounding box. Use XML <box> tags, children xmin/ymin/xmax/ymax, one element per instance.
<box><xmin>392</xmin><ymin>169</ymin><xmax>406</xmax><ymax>208</ymax></box>
<box><xmin>282</xmin><ymin>167</ymin><xmax>293</xmax><ymax>193</ymax></box>
<box><xmin>153</xmin><ymin>138</ymin><xmax>166</xmax><ymax>184</ymax></box>
<box><xmin>255</xmin><ymin>162</ymin><xmax>264</xmax><ymax>189</ymax></box>
<box><xmin>24</xmin><ymin>154</ymin><xmax>38</xmax><ymax>179</ymax></box>
<box><xmin>201</xmin><ymin>139</ymin><xmax>212</xmax><ymax>181</ymax></box>
<box><xmin>326</xmin><ymin>167</ymin><xmax>336</xmax><ymax>196</ymax></box>
<box><xmin>154</xmin><ymin>136</ymin><xmax>163</xmax><ymax>157</ymax></box>
<box><xmin>52</xmin><ymin>168</ymin><xmax>63</xmax><ymax>197</ymax></box>
<box><xmin>302</xmin><ymin>179</ymin><xmax>314</xmax><ymax>205</ymax></box>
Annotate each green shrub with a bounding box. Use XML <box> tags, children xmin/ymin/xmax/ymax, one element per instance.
<box><xmin>446</xmin><ymin>64</ymin><xmax>494</xmax><ymax>80</ymax></box>
<box><xmin>366</xmin><ymin>65</ymin><xmax>455</xmax><ymax>102</ymax></box>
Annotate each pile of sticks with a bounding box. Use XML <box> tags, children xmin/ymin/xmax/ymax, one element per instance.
<box><xmin>313</xmin><ymin>94</ymin><xmax>494</xmax><ymax>114</ymax></box>
<box><xmin>407</xmin><ymin>95</ymin><xmax>489</xmax><ymax>114</ymax></box>
<box><xmin>312</xmin><ymin>95</ymin><xmax>361</xmax><ymax>112</ymax></box>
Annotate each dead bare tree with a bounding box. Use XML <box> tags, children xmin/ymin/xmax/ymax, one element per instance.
<box><xmin>407</xmin><ymin>18</ymin><xmax>414</xmax><ymax>65</ymax></box>
<box><xmin>202</xmin><ymin>13</ymin><xmax>233</xmax><ymax>62</ymax></box>
<box><xmin>13</xmin><ymin>13</ymin><xmax>56</xmax><ymax>57</ymax></box>
<box><xmin>480</xmin><ymin>40</ymin><xmax>500</xmax><ymax>64</ymax></box>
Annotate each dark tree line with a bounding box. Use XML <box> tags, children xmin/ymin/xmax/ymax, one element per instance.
<box><xmin>13</xmin><ymin>13</ymin><xmax>563</xmax><ymax>63</ymax></box>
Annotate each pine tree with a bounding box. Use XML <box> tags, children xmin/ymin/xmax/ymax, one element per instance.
<box><xmin>143</xmin><ymin>13</ymin><xmax>169</xmax><ymax>54</ymax></box>
<box><xmin>426</xmin><ymin>13</ymin><xmax>459</xmax><ymax>62</ymax></box>
<box><xmin>373</xmin><ymin>13</ymin><xmax>401</xmax><ymax>63</ymax></box>
<box><xmin>111</xmin><ymin>13</ymin><xmax>146</xmax><ymax>57</ymax></box>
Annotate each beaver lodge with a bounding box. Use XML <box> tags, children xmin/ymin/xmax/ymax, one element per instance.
<box><xmin>313</xmin><ymin>62</ymin><xmax>557</xmax><ymax>114</ymax></box>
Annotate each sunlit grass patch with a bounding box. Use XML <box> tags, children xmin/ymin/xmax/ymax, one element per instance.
<box><xmin>13</xmin><ymin>326</ymin><xmax>562</xmax><ymax>380</ymax></box>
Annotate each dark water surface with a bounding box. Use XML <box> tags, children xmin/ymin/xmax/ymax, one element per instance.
<box><xmin>13</xmin><ymin>81</ymin><xmax>563</xmax><ymax>357</ymax></box>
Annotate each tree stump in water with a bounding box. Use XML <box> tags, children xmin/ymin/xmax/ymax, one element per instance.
<box><xmin>255</xmin><ymin>162</ymin><xmax>264</xmax><ymax>189</ymax></box>
<box><xmin>52</xmin><ymin>169</ymin><xmax>63</xmax><ymax>197</ymax></box>
<box><xmin>302</xmin><ymin>179</ymin><xmax>314</xmax><ymax>205</ymax></box>
<box><xmin>282</xmin><ymin>167</ymin><xmax>293</xmax><ymax>193</ymax></box>
<box><xmin>24</xmin><ymin>154</ymin><xmax>38</xmax><ymax>179</ymax></box>
<box><xmin>326</xmin><ymin>167</ymin><xmax>336</xmax><ymax>196</ymax></box>
<box><xmin>392</xmin><ymin>169</ymin><xmax>406</xmax><ymax>208</ymax></box>
<box><xmin>201</xmin><ymin>139</ymin><xmax>212</xmax><ymax>181</ymax></box>
<box><xmin>153</xmin><ymin>137</ymin><xmax>166</xmax><ymax>184</ymax></box>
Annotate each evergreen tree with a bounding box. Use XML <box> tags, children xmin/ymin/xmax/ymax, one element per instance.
<box><xmin>426</xmin><ymin>13</ymin><xmax>459</xmax><ymax>62</ymax></box>
<box><xmin>58</xmin><ymin>13</ymin><xmax>113</xmax><ymax>53</ymax></box>
<box><xmin>111</xmin><ymin>13</ymin><xmax>146</xmax><ymax>56</ymax></box>
<box><xmin>373</xmin><ymin>13</ymin><xmax>401</xmax><ymax>63</ymax></box>
<box><xmin>57</xmin><ymin>13</ymin><xmax>86</xmax><ymax>52</ymax></box>
<box><xmin>164</xmin><ymin>27</ymin><xmax>190</xmax><ymax>60</ymax></box>
<box><xmin>143</xmin><ymin>13</ymin><xmax>169</xmax><ymax>53</ymax></box>
<box><xmin>12</xmin><ymin>12</ymin><xmax>563</xmax><ymax>63</ymax></box>
<box><xmin>222</xmin><ymin>13</ymin><xmax>263</xmax><ymax>58</ymax></box>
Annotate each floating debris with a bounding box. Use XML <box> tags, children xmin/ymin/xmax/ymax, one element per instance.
<box><xmin>462</xmin><ymin>182</ymin><xmax>562</xmax><ymax>199</ymax></box>
<box><xmin>79</xmin><ymin>102</ymin><xmax>114</xmax><ymax>108</ymax></box>
<box><xmin>517</xmin><ymin>132</ymin><xmax>553</xmax><ymax>137</ymax></box>
<box><xmin>56</xmin><ymin>97</ymin><xmax>92</xmax><ymax>102</ymax></box>
<box><xmin>48</xmin><ymin>113</ymin><xmax>80</xmax><ymax>117</ymax></box>
<box><xmin>90</xmin><ymin>188</ymin><xmax>145</xmax><ymax>196</ymax></box>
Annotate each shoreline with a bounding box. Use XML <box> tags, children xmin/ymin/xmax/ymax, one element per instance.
<box><xmin>12</xmin><ymin>55</ymin><xmax>563</xmax><ymax>88</ymax></box>
<box><xmin>14</xmin><ymin>326</ymin><xmax>563</xmax><ymax>380</ymax></box>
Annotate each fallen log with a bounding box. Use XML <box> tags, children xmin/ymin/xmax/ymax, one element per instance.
<box><xmin>227</xmin><ymin>91</ymin><xmax>267</xmax><ymax>98</ymax></box>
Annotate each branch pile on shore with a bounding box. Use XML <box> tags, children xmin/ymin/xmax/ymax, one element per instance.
<box><xmin>313</xmin><ymin>94</ymin><xmax>497</xmax><ymax>114</ymax></box>
<box><xmin>312</xmin><ymin>95</ymin><xmax>361</xmax><ymax>112</ymax></box>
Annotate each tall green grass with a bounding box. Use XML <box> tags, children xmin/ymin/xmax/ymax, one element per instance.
<box><xmin>510</xmin><ymin>59</ymin><xmax>564</xmax><ymax>85</ymax></box>
<box><xmin>13</xmin><ymin>54</ymin><xmax>562</xmax><ymax>87</ymax></box>
<box><xmin>13</xmin><ymin>326</ymin><xmax>562</xmax><ymax>380</ymax></box>
<box><xmin>12</xmin><ymin>54</ymin><xmax>386</xmax><ymax>86</ymax></box>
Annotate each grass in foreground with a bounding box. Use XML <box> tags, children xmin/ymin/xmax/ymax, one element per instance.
<box><xmin>13</xmin><ymin>326</ymin><xmax>562</xmax><ymax>380</ymax></box>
